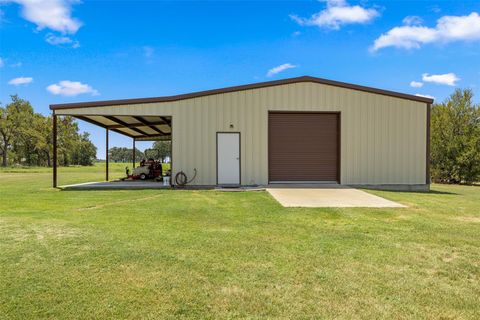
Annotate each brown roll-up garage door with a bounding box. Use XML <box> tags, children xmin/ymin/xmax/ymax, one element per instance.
<box><xmin>268</xmin><ymin>112</ymin><xmax>340</xmax><ymax>182</ymax></box>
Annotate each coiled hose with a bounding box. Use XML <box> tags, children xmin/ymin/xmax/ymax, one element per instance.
<box><xmin>174</xmin><ymin>168</ymin><xmax>197</xmax><ymax>187</ymax></box>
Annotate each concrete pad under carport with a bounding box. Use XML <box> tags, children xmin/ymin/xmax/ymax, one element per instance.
<box><xmin>267</xmin><ymin>184</ymin><xmax>405</xmax><ymax>208</ymax></box>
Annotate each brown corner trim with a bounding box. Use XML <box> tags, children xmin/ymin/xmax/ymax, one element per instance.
<box><xmin>52</xmin><ymin>114</ymin><xmax>57</xmax><ymax>188</ymax></box>
<box><xmin>50</xmin><ymin>76</ymin><xmax>434</xmax><ymax>110</ymax></box>
<box><xmin>337</xmin><ymin>112</ymin><xmax>341</xmax><ymax>184</ymax></box>
<box><xmin>426</xmin><ymin>103</ymin><xmax>431</xmax><ymax>185</ymax></box>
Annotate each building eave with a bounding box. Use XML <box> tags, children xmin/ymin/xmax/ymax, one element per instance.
<box><xmin>50</xmin><ymin>75</ymin><xmax>434</xmax><ymax>110</ymax></box>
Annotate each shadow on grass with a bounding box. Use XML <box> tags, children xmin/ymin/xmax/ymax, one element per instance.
<box><xmin>371</xmin><ymin>189</ymin><xmax>458</xmax><ymax>195</ymax></box>
<box><xmin>426</xmin><ymin>190</ymin><xmax>458</xmax><ymax>195</ymax></box>
<box><xmin>360</xmin><ymin>188</ymin><xmax>459</xmax><ymax>195</ymax></box>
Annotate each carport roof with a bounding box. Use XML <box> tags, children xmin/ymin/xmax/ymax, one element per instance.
<box><xmin>68</xmin><ymin>115</ymin><xmax>171</xmax><ymax>140</ymax></box>
<box><xmin>49</xmin><ymin>75</ymin><xmax>434</xmax><ymax>111</ymax></box>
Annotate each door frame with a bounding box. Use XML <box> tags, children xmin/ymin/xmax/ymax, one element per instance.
<box><xmin>267</xmin><ymin>111</ymin><xmax>341</xmax><ymax>184</ymax></box>
<box><xmin>216</xmin><ymin>131</ymin><xmax>241</xmax><ymax>186</ymax></box>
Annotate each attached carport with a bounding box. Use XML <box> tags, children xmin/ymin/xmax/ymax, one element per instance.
<box><xmin>50</xmin><ymin>76</ymin><xmax>432</xmax><ymax>189</ymax></box>
<box><xmin>50</xmin><ymin>106</ymin><xmax>172</xmax><ymax>187</ymax></box>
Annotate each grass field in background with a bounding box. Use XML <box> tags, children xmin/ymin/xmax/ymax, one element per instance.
<box><xmin>0</xmin><ymin>162</ymin><xmax>170</xmax><ymax>186</ymax></box>
<box><xmin>0</xmin><ymin>165</ymin><xmax>479</xmax><ymax>319</ymax></box>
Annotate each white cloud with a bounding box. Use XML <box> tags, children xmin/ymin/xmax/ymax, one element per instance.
<box><xmin>143</xmin><ymin>46</ymin><xmax>154</xmax><ymax>58</ymax></box>
<box><xmin>372</xmin><ymin>12</ymin><xmax>480</xmax><ymax>51</ymax></box>
<box><xmin>402</xmin><ymin>16</ymin><xmax>423</xmax><ymax>26</ymax></box>
<box><xmin>45</xmin><ymin>33</ymin><xmax>79</xmax><ymax>48</ymax></box>
<box><xmin>266</xmin><ymin>63</ymin><xmax>297</xmax><ymax>77</ymax></box>
<box><xmin>47</xmin><ymin>80</ymin><xmax>99</xmax><ymax>96</ymax></box>
<box><xmin>290</xmin><ymin>0</ymin><xmax>379</xmax><ymax>30</ymax></box>
<box><xmin>415</xmin><ymin>93</ymin><xmax>435</xmax><ymax>100</ymax></box>
<box><xmin>431</xmin><ymin>5</ymin><xmax>441</xmax><ymax>14</ymax></box>
<box><xmin>410</xmin><ymin>81</ymin><xmax>423</xmax><ymax>88</ymax></box>
<box><xmin>8</xmin><ymin>0</ymin><xmax>82</xmax><ymax>34</ymax></box>
<box><xmin>422</xmin><ymin>73</ymin><xmax>459</xmax><ymax>86</ymax></box>
<box><xmin>0</xmin><ymin>58</ymin><xmax>23</xmax><ymax>67</ymax></box>
<box><xmin>8</xmin><ymin>77</ymin><xmax>33</xmax><ymax>85</ymax></box>
<box><xmin>372</xmin><ymin>26</ymin><xmax>437</xmax><ymax>50</ymax></box>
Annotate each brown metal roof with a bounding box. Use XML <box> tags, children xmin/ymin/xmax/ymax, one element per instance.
<box><xmin>73</xmin><ymin>115</ymin><xmax>172</xmax><ymax>140</ymax></box>
<box><xmin>50</xmin><ymin>76</ymin><xmax>433</xmax><ymax>110</ymax></box>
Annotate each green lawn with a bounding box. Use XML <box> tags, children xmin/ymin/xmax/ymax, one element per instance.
<box><xmin>0</xmin><ymin>165</ymin><xmax>479</xmax><ymax>319</ymax></box>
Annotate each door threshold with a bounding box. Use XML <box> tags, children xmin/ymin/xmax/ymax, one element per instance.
<box><xmin>217</xmin><ymin>185</ymin><xmax>241</xmax><ymax>188</ymax></box>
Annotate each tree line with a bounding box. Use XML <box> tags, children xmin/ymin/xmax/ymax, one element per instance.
<box><xmin>0</xmin><ymin>95</ymin><xmax>96</xmax><ymax>167</ymax></box>
<box><xmin>108</xmin><ymin>141</ymin><xmax>171</xmax><ymax>163</ymax></box>
<box><xmin>108</xmin><ymin>147</ymin><xmax>145</xmax><ymax>163</ymax></box>
<box><xmin>430</xmin><ymin>89</ymin><xmax>480</xmax><ymax>184</ymax></box>
<box><xmin>1</xmin><ymin>92</ymin><xmax>479</xmax><ymax>183</ymax></box>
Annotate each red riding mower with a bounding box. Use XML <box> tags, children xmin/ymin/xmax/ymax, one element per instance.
<box><xmin>125</xmin><ymin>158</ymin><xmax>163</xmax><ymax>181</ymax></box>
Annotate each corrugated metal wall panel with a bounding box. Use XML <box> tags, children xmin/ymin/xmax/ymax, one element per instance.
<box><xmin>55</xmin><ymin>82</ymin><xmax>427</xmax><ymax>186</ymax></box>
<box><xmin>269</xmin><ymin>113</ymin><xmax>339</xmax><ymax>182</ymax></box>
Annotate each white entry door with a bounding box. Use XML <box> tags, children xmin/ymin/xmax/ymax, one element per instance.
<box><xmin>217</xmin><ymin>132</ymin><xmax>240</xmax><ymax>185</ymax></box>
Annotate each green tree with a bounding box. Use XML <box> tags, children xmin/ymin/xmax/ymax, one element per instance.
<box><xmin>431</xmin><ymin>89</ymin><xmax>480</xmax><ymax>183</ymax></box>
<box><xmin>146</xmin><ymin>140</ymin><xmax>171</xmax><ymax>162</ymax></box>
<box><xmin>0</xmin><ymin>106</ymin><xmax>14</xmax><ymax>167</ymax></box>
<box><xmin>0</xmin><ymin>95</ymin><xmax>34</xmax><ymax>166</ymax></box>
<box><xmin>17</xmin><ymin>113</ymin><xmax>46</xmax><ymax>166</ymax></box>
<box><xmin>108</xmin><ymin>147</ymin><xmax>144</xmax><ymax>163</ymax></box>
<box><xmin>1</xmin><ymin>95</ymin><xmax>97</xmax><ymax>167</ymax></box>
<box><xmin>57</xmin><ymin>116</ymin><xmax>80</xmax><ymax>166</ymax></box>
<box><xmin>71</xmin><ymin>132</ymin><xmax>97</xmax><ymax>165</ymax></box>
<box><xmin>36</xmin><ymin>116</ymin><xmax>53</xmax><ymax>167</ymax></box>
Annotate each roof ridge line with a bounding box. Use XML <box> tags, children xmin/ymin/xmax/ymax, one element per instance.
<box><xmin>50</xmin><ymin>75</ymin><xmax>433</xmax><ymax>110</ymax></box>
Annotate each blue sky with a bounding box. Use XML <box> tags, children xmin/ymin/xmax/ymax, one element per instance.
<box><xmin>1</xmin><ymin>0</ymin><xmax>480</xmax><ymax>159</ymax></box>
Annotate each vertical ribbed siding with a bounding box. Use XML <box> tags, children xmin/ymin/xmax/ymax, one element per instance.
<box><xmin>268</xmin><ymin>113</ymin><xmax>339</xmax><ymax>182</ymax></box>
<box><xmin>56</xmin><ymin>82</ymin><xmax>427</xmax><ymax>186</ymax></box>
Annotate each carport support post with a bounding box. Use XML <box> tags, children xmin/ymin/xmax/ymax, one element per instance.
<box><xmin>105</xmin><ymin>128</ymin><xmax>109</xmax><ymax>181</ymax></box>
<box><xmin>132</xmin><ymin>139</ymin><xmax>135</xmax><ymax>168</ymax></box>
<box><xmin>52</xmin><ymin>114</ymin><xmax>57</xmax><ymax>188</ymax></box>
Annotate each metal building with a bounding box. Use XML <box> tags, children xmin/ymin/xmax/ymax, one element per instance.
<box><xmin>50</xmin><ymin>76</ymin><xmax>432</xmax><ymax>190</ymax></box>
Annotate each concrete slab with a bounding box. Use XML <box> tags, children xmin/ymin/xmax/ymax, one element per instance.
<box><xmin>60</xmin><ymin>180</ymin><xmax>170</xmax><ymax>190</ymax></box>
<box><xmin>267</xmin><ymin>184</ymin><xmax>405</xmax><ymax>208</ymax></box>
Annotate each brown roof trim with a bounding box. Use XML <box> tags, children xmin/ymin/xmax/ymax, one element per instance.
<box><xmin>426</xmin><ymin>103</ymin><xmax>431</xmax><ymax>185</ymax></box>
<box><xmin>50</xmin><ymin>76</ymin><xmax>433</xmax><ymax>110</ymax></box>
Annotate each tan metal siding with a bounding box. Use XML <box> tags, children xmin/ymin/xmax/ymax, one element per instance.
<box><xmin>55</xmin><ymin>82</ymin><xmax>427</xmax><ymax>186</ymax></box>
